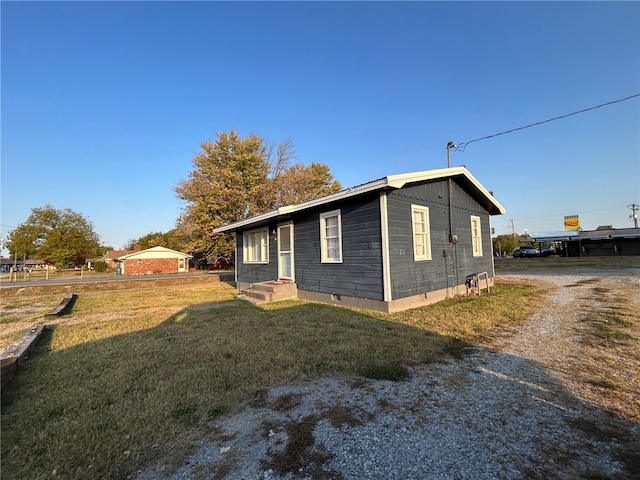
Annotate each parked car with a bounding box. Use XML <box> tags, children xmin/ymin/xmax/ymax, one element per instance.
<box><xmin>540</xmin><ymin>246</ymin><xmax>553</xmax><ymax>257</ymax></box>
<box><xmin>512</xmin><ymin>246</ymin><xmax>540</xmax><ymax>258</ymax></box>
<box><xmin>207</xmin><ymin>255</ymin><xmax>232</xmax><ymax>270</ymax></box>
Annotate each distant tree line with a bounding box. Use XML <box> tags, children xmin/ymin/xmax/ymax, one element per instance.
<box><xmin>492</xmin><ymin>233</ymin><xmax>532</xmax><ymax>257</ymax></box>
<box><xmin>6</xmin><ymin>130</ymin><xmax>342</xmax><ymax>268</ymax></box>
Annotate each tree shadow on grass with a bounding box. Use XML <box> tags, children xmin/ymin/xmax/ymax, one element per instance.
<box><xmin>1</xmin><ymin>299</ymin><xmax>638</xmax><ymax>480</ymax></box>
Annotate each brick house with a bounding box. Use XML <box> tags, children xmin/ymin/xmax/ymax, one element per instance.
<box><xmin>86</xmin><ymin>245</ymin><xmax>141</xmax><ymax>270</ymax></box>
<box><xmin>117</xmin><ymin>246</ymin><xmax>192</xmax><ymax>275</ymax></box>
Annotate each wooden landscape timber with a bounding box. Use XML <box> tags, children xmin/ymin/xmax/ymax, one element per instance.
<box><xmin>1</xmin><ymin>293</ymin><xmax>76</xmax><ymax>392</ymax></box>
<box><xmin>0</xmin><ymin>323</ymin><xmax>47</xmax><ymax>392</ymax></box>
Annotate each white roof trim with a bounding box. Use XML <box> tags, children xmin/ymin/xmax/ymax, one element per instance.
<box><xmin>214</xmin><ymin>166</ymin><xmax>505</xmax><ymax>233</ymax></box>
<box><xmin>387</xmin><ymin>166</ymin><xmax>505</xmax><ymax>214</ymax></box>
<box><xmin>118</xmin><ymin>246</ymin><xmax>193</xmax><ymax>260</ymax></box>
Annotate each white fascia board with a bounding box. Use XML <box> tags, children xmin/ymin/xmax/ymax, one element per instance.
<box><xmin>388</xmin><ymin>166</ymin><xmax>506</xmax><ymax>215</ymax></box>
<box><xmin>385</xmin><ymin>166</ymin><xmax>466</xmax><ymax>188</ymax></box>
<box><xmin>213</xmin><ymin>210</ymin><xmax>282</xmax><ymax>233</ymax></box>
<box><xmin>214</xmin><ymin>178</ymin><xmax>390</xmax><ymax>233</ymax></box>
<box><xmin>463</xmin><ymin>169</ymin><xmax>506</xmax><ymax>215</ymax></box>
<box><xmin>282</xmin><ymin>178</ymin><xmax>390</xmax><ymax>212</ymax></box>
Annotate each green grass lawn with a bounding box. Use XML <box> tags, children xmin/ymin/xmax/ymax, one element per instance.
<box><xmin>1</xmin><ymin>277</ymin><xmax>544</xmax><ymax>480</ymax></box>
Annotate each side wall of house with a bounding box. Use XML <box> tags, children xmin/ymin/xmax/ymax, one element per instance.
<box><xmin>123</xmin><ymin>258</ymin><xmax>180</xmax><ymax>275</ymax></box>
<box><xmin>387</xmin><ymin>179</ymin><xmax>495</xmax><ymax>300</ymax></box>
<box><xmin>293</xmin><ymin>193</ymin><xmax>385</xmax><ymax>301</ymax></box>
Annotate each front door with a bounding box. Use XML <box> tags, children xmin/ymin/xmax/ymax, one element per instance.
<box><xmin>277</xmin><ymin>223</ymin><xmax>294</xmax><ymax>281</ymax></box>
<box><xmin>178</xmin><ymin>257</ymin><xmax>187</xmax><ymax>272</ymax></box>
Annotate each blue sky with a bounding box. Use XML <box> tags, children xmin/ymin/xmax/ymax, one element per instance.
<box><xmin>2</xmin><ymin>1</ymin><xmax>639</xmax><ymax>251</ymax></box>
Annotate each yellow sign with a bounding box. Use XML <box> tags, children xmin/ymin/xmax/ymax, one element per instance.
<box><xmin>564</xmin><ymin>215</ymin><xmax>580</xmax><ymax>230</ymax></box>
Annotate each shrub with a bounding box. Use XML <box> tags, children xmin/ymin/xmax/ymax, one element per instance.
<box><xmin>93</xmin><ymin>261</ymin><xmax>108</xmax><ymax>273</ymax></box>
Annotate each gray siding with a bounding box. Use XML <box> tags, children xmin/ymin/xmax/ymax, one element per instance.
<box><xmin>294</xmin><ymin>194</ymin><xmax>385</xmax><ymax>301</ymax></box>
<box><xmin>236</xmin><ymin>226</ymin><xmax>278</xmax><ymax>284</ymax></box>
<box><xmin>234</xmin><ymin>178</ymin><xmax>497</xmax><ymax>303</ymax></box>
<box><xmin>387</xmin><ymin>179</ymin><xmax>495</xmax><ymax>300</ymax></box>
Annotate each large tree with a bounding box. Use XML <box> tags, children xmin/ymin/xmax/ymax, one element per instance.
<box><xmin>271</xmin><ymin>161</ymin><xmax>343</xmax><ymax>207</ymax></box>
<box><xmin>175</xmin><ymin>130</ymin><xmax>342</xmax><ymax>259</ymax></box>
<box><xmin>7</xmin><ymin>205</ymin><xmax>101</xmax><ymax>267</ymax></box>
<box><xmin>124</xmin><ymin>229</ymin><xmax>185</xmax><ymax>252</ymax></box>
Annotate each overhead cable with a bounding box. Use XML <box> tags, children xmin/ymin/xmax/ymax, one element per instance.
<box><xmin>455</xmin><ymin>93</ymin><xmax>640</xmax><ymax>151</ymax></box>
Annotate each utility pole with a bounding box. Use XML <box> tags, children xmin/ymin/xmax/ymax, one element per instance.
<box><xmin>510</xmin><ymin>219</ymin><xmax>516</xmax><ymax>241</ymax></box>
<box><xmin>446</xmin><ymin>141</ymin><xmax>457</xmax><ymax>294</ymax></box>
<box><xmin>446</xmin><ymin>141</ymin><xmax>455</xmax><ymax>168</ymax></box>
<box><xmin>629</xmin><ymin>204</ymin><xmax>639</xmax><ymax>228</ymax></box>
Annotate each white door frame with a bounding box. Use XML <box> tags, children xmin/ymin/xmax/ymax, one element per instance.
<box><xmin>277</xmin><ymin>222</ymin><xmax>294</xmax><ymax>281</ymax></box>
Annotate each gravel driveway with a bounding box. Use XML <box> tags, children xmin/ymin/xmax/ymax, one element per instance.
<box><xmin>138</xmin><ymin>274</ymin><xmax>639</xmax><ymax>480</ymax></box>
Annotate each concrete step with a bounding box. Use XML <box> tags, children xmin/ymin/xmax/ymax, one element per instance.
<box><xmin>253</xmin><ymin>281</ymin><xmax>297</xmax><ymax>295</ymax></box>
<box><xmin>245</xmin><ymin>289</ymin><xmax>273</xmax><ymax>303</ymax></box>
<box><xmin>240</xmin><ymin>281</ymin><xmax>298</xmax><ymax>305</ymax></box>
<box><xmin>237</xmin><ymin>293</ymin><xmax>266</xmax><ymax>305</ymax></box>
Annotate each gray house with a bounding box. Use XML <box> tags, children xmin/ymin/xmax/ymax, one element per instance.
<box><xmin>214</xmin><ymin>166</ymin><xmax>505</xmax><ymax>313</ymax></box>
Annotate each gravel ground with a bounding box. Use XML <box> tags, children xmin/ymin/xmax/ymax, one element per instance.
<box><xmin>138</xmin><ymin>274</ymin><xmax>640</xmax><ymax>480</ymax></box>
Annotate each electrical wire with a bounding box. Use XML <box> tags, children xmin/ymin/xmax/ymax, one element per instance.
<box><xmin>506</xmin><ymin>206</ymin><xmax>630</xmax><ymax>222</ymax></box>
<box><xmin>454</xmin><ymin>93</ymin><xmax>640</xmax><ymax>151</ymax></box>
<box><xmin>492</xmin><ymin>206</ymin><xmax>629</xmax><ymax>227</ymax></box>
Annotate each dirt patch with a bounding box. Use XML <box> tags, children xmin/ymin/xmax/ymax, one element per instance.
<box><xmin>262</xmin><ymin>414</ymin><xmax>339</xmax><ymax>479</ymax></box>
<box><xmin>1</xmin><ymin>306</ymin><xmax>42</xmax><ymax>315</ymax></box>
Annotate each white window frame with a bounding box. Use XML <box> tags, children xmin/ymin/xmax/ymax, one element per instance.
<box><xmin>320</xmin><ymin>209</ymin><xmax>342</xmax><ymax>263</ymax></box>
<box><xmin>471</xmin><ymin>215</ymin><xmax>483</xmax><ymax>257</ymax></box>
<box><xmin>411</xmin><ymin>205</ymin><xmax>432</xmax><ymax>261</ymax></box>
<box><xmin>243</xmin><ymin>228</ymin><xmax>269</xmax><ymax>264</ymax></box>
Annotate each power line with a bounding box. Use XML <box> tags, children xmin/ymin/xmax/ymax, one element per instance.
<box><xmin>454</xmin><ymin>93</ymin><xmax>640</xmax><ymax>151</ymax></box>
<box><xmin>492</xmin><ymin>205</ymin><xmax>633</xmax><ymax>231</ymax></box>
<box><xmin>497</xmin><ymin>206</ymin><xmax>630</xmax><ymax>223</ymax></box>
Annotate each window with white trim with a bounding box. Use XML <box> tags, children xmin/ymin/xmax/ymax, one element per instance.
<box><xmin>411</xmin><ymin>205</ymin><xmax>432</xmax><ymax>261</ymax></box>
<box><xmin>243</xmin><ymin>228</ymin><xmax>269</xmax><ymax>263</ymax></box>
<box><xmin>320</xmin><ymin>210</ymin><xmax>342</xmax><ymax>263</ymax></box>
<box><xmin>470</xmin><ymin>215</ymin><xmax>483</xmax><ymax>257</ymax></box>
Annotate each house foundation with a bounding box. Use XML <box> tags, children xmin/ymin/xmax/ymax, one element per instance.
<box><xmin>239</xmin><ymin>279</ymin><xmax>493</xmax><ymax>313</ymax></box>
